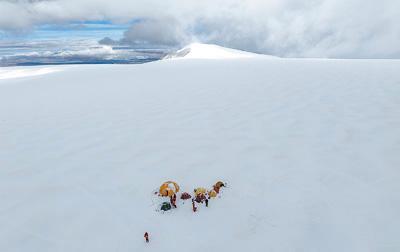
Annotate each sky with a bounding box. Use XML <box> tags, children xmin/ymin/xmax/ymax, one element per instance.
<box><xmin>0</xmin><ymin>0</ymin><xmax>399</xmax><ymax>58</ymax></box>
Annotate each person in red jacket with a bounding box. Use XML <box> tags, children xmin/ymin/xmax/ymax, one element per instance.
<box><xmin>170</xmin><ymin>194</ymin><xmax>177</xmax><ymax>208</ymax></box>
<box><xmin>144</xmin><ymin>232</ymin><xmax>149</xmax><ymax>243</ymax></box>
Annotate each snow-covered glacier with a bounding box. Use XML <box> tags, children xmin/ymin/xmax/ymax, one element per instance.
<box><xmin>1</xmin><ymin>44</ymin><xmax>400</xmax><ymax>252</ymax></box>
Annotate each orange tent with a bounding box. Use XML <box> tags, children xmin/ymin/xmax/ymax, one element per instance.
<box><xmin>159</xmin><ymin>181</ymin><xmax>180</xmax><ymax>197</ymax></box>
<box><xmin>214</xmin><ymin>181</ymin><xmax>225</xmax><ymax>189</ymax></box>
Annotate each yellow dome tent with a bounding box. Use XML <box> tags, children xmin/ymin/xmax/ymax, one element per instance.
<box><xmin>208</xmin><ymin>189</ymin><xmax>218</xmax><ymax>198</ymax></box>
<box><xmin>159</xmin><ymin>181</ymin><xmax>180</xmax><ymax>197</ymax></box>
<box><xmin>194</xmin><ymin>187</ymin><xmax>207</xmax><ymax>196</ymax></box>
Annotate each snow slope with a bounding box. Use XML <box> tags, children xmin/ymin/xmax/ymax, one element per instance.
<box><xmin>163</xmin><ymin>43</ymin><xmax>266</xmax><ymax>59</ymax></box>
<box><xmin>0</xmin><ymin>67</ymin><xmax>61</xmax><ymax>80</ymax></box>
<box><xmin>1</xmin><ymin>46</ymin><xmax>400</xmax><ymax>252</ymax></box>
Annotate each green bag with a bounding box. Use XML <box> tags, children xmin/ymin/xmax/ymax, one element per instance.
<box><xmin>161</xmin><ymin>202</ymin><xmax>172</xmax><ymax>211</ymax></box>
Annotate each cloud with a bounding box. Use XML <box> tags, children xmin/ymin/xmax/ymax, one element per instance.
<box><xmin>119</xmin><ymin>18</ymin><xmax>188</xmax><ymax>47</ymax></box>
<box><xmin>98</xmin><ymin>18</ymin><xmax>188</xmax><ymax>48</ymax></box>
<box><xmin>1</xmin><ymin>0</ymin><xmax>400</xmax><ymax>58</ymax></box>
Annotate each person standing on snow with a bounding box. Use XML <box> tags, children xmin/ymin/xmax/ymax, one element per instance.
<box><xmin>144</xmin><ymin>232</ymin><xmax>149</xmax><ymax>243</ymax></box>
<box><xmin>170</xmin><ymin>194</ymin><xmax>177</xmax><ymax>208</ymax></box>
<box><xmin>173</xmin><ymin>193</ymin><xmax>177</xmax><ymax>207</ymax></box>
<box><xmin>192</xmin><ymin>199</ymin><xmax>197</xmax><ymax>212</ymax></box>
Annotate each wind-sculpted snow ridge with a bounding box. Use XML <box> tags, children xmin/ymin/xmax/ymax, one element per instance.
<box><xmin>163</xmin><ymin>43</ymin><xmax>276</xmax><ymax>59</ymax></box>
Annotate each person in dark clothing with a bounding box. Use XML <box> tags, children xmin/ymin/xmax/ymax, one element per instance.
<box><xmin>192</xmin><ymin>199</ymin><xmax>197</xmax><ymax>212</ymax></box>
<box><xmin>205</xmin><ymin>198</ymin><xmax>209</xmax><ymax>207</ymax></box>
<box><xmin>195</xmin><ymin>193</ymin><xmax>206</xmax><ymax>203</ymax></box>
<box><xmin>173</xmin><ymin>194</ymin><xmax>177</xmax><ymax>208</ymax></box>
<box><xmin>144</xmin><ymin>232</ymin><xmax>149</xmax><ymax>243</ymax></box>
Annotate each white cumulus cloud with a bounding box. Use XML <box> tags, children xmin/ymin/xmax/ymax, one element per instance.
<box><xmin>0</xmin><ymin>0</ymin><xmax>399</xmax><ymax>58</ymax></box>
